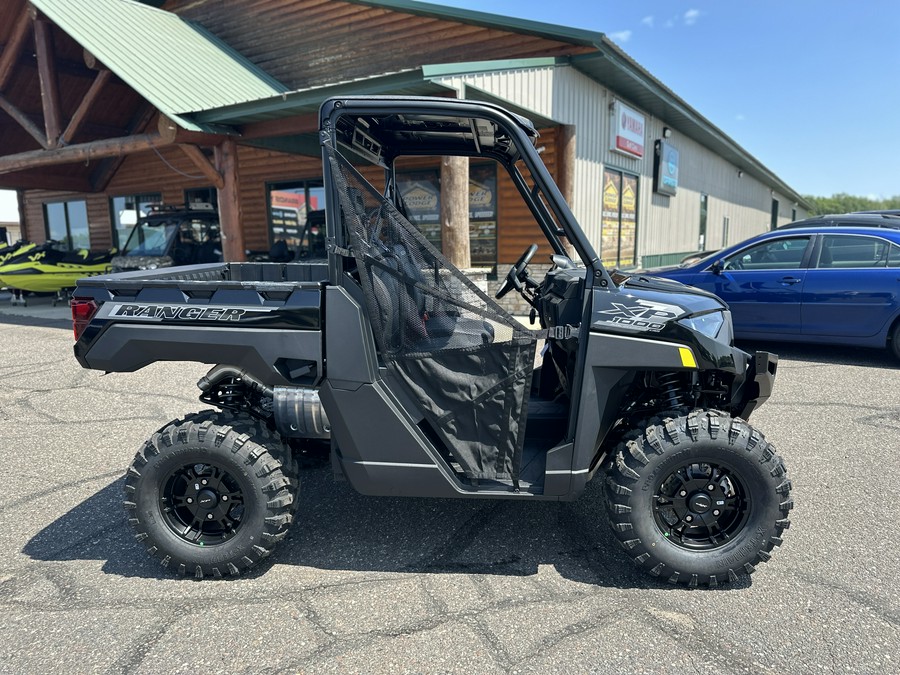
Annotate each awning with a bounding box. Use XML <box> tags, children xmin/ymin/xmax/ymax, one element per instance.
<box><xmin>31</xmin><ymin>0</ymin><xmax>289</xmax><ymax>133</ymax></box>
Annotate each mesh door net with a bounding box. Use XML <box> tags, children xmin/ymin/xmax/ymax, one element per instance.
<box><xmin>327</xmin><ymin>147</ymin><xmax>537</xmax><ymax>482</ymax></box>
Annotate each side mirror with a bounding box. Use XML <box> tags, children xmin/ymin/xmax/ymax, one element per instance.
<box><xmin>710</xmin><ymin>261</ymin><xmax>723</xmax><ymax>275</ymax></box>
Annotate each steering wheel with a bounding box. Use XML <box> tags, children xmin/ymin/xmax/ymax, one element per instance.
<box><xmin>496</xmin><ymin>244</ymin><xmax>538</xmax><ymax>299</ymax></box>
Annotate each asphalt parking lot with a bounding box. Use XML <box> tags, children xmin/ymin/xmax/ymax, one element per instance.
<box><xmin>0</xmin><ymin>301</ymin><xmax>898</xmax><ymax>674</ymax></box>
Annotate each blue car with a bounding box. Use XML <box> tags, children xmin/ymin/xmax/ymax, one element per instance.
<box><xmin>644</xmin><ymin>226</ymin><xmax>900</xmax><ymax>359</ymax></box>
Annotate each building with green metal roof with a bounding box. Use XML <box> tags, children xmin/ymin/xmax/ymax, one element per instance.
<box><xmin>0</xmin><ymin>0</ymin><xmax>808</xmax><ymax>284</ymax></box>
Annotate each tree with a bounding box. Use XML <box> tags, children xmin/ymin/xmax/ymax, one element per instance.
<box><xmin>803</xmin><ymin>193</ymin><xmax>900</xmax><ymax>216</ymax></box>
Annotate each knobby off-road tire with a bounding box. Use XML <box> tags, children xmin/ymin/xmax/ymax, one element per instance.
<box><xmin>605</xmin><ymin>410</ymin><xmax>793</xmax><ymax>587</ymax></box>
<box><xmin>124</xmin><ymin>410</ymin><xmax>298</xmax><ymax>578</ymax></box>
<box><xmin>166</xmin><ymin>410</ymin><xmax>302</xmax><ymax>516</ymax></box>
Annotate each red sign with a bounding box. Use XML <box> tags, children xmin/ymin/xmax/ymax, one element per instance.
<box><xmin>610</xmin><ymin>101</ymin><xmax>645</xmax><ymax>159</ymax></box>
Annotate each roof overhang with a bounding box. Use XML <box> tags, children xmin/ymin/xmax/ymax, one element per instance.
<box><xmin>190</xmin><ymin>69</ymin><xmax>453</xmax><ymax>127</ymax></box>
<box><xmin>345</xmin><ymin>0</ymin><xmax>603</xmax><ymax>47</ymax></box>
<box><xmin>184</xmin><ymin>65</ymin><xmax>564</xmax><ymax>157</ymax></box>
<box><xmin>31</xmin><ymin>0</ymin><xmax>289</xmax><ymax>133</ymax></box>
<box><xmin>569</xmin><ymin>45</ymin><xmax>811</xmax><ymax>209</ymax></box>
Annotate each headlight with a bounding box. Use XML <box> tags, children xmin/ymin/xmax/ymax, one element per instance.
<box><xmin>678</xmin><ymin>311</ymin><xmax>725</xmax><ymax>339</ymax></box>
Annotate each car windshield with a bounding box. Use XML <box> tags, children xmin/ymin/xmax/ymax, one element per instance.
<box><xmin>121</xmin><ymin>219</ymin><xmax>180</xmax><ymax>256</ymax></box>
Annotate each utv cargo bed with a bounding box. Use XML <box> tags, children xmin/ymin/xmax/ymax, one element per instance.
<box><xmin>73</xmin><ymin>261</ymin><xmax>329</xmax><ymax>385</ymax></box>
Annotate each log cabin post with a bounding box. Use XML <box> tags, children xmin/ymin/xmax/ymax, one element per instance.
<box><xmin>0</xmin><ymin>7</ymin><xmax>33</xmax><ymax>92</ymax></box>
<box><xmin>440</xmin><ymin>155</ymin><xmax>470</xmax><ymax>268</ymax></box>
<box><xmin>83</xmin><ymin>49</ymin><xmax>100</xmax><ymax>71</ymax></box>
<box><xmin>556</xmin><ymin>124</ymin><xmax>576</xmax><ymax>207</ymax></box>
<box><xmin>178</xmin><ymin>144</ymin><xmax>224</xmax><ymax>189</ymax></box>
<box><xmin>556</xmin><ymin>124</ymin><xmax>578</xmax><ymax>258</ymax></box>
<box><xmin>33</xmin><ymin>15</ymin><xmax>63</xmax><ymax>149</ymax></box>
<box><xmin>214</xmin><ymin>138</ymin><xmax>245</xmax><ymax>262</ymax></box>
<box><xmin>60</xmin><ymin>69</ymin><xmax>112</xmax><ymax>146</ymax></box>
<box><xmin>0</xmin><ymin>93</ymin><xmax>50</xmax><ymax>149</ymax></box>
<box><xmin>0</xmin><ymin>132</ymin><xmax>177</xmax><ymax>174</ymax></box>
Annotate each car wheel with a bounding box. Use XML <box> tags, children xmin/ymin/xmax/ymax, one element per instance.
<box><xmin>124</xmin><ymin>413</ymin><xmax>297</xmax><ymax>578</ymax></box>
<box><xmin>605</xmin><ymin>410</ymin><xmax>793</xmax><ymax>587</ymax></box>
<box><xmin>890</xmin><ymin>321</ymin><xmax>900</xmax><ymax>361</ymax></box>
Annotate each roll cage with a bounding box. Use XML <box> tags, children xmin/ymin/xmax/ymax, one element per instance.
<box><xmin>319</xmin><ymin>96</ymin><xmax>611</xmax><ymax>289</ymax></box>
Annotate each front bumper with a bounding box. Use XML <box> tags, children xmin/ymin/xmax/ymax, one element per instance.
<box><xmin>731</xmin><ymin>350</ymin><xmax>778</xmax><ymax>420</ymax></box>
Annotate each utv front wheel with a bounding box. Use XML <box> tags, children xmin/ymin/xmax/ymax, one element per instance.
<box><xmin>124</xmin><ymin>415</ymin><xmax>296</xmax><ymax>578</ymax></box>
<box><xmin>605</xmin><ymin>411</ymin><xmax>792</xmax><ymax>587</ymax></box>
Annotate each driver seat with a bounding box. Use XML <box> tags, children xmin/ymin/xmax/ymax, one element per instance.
<box><xmin>367</xmin><ymin>218</ymin><xmax>494</xmax><ymax>354</ymax></box>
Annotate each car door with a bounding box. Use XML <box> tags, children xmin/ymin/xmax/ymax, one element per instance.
<box><xmin>687</xmin><ymin>235</ymin><xmax>812</xmax><ymax>336</ymax></box>
<box><xmin>801</xmin><ymin>233</ymin><xmax>900</xmax><ymax>338</ymax></box>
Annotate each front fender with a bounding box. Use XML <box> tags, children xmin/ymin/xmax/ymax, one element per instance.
<box><xmin>731</xmin><ymin>351</ymin><xmax>778</xmax><ymax>420</ymax></box>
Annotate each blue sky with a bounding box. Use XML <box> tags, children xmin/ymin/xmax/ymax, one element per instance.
<box><xmin>2</xmin><ymin>1</ymin><xmax>897</xmax><ymax>224</ymax></box>
<box><xmin>432</xmin><ymin>0</ymin><xmax>900</xmax><ymax>200</ymax></box>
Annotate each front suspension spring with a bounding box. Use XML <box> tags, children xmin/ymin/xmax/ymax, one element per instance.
<box><xmin>657</xmin><ymin>372</ymin><xmax>687</xmax><ymax>409</ymax></box>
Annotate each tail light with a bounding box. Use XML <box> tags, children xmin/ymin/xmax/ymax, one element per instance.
<box><xmin>71</xmin><ymin>298</ymin><xmax>99</xmax><ymax>340</ymax></box>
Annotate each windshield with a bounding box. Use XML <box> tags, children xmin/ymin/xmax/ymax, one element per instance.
<box><xmin>122</xmin><ymin>219</ymin><xmax>180</xmax><ymax>256</ymax></box>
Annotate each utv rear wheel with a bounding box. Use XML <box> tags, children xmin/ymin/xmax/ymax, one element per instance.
<box><xmin>605</xmin><ymin>410</ymin><xmax>792</xmax><ymax>587</ymax></box>
<box><xmin>124</xmin><ymin>413</ymin><xmax>297</xmax><ymax>578</ymax></box>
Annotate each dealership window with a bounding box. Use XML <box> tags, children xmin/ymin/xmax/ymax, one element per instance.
<box><xmin>601</xmin><ymin>168</ymin><xmax>638</xmax><ymax>268</ymax></box>
<box><xmin>396</xmin><ymin>162</ymin><xmax>498</xmax><ymax>269</ymax></box>
<box><xmin>266</xmin><ymin>180</ymin><xmax>326</xmax><ymax>255</ymax></box>
<box><xmin>44</xmin><ymin>200</ymin><xmax>90</xmax><ymax>250</ymax></box>
<box><xmin>109</xmin><ymin>193</ymin><xmax>161</xmax><ymax>249</ymax></box>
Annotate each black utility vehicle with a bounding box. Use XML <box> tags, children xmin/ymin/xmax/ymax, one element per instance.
<box><xmin>71</xmin><ymin>97</ymin><xmax>791</xmax><ymax>586</ymax></box>
<box><xmin>111</xmin><ymin>203</ymin><xmax>222</xmax><ymax>272</ymax></box>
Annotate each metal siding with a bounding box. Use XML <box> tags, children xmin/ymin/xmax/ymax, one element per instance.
<box><xmin>437</xmin><ymin>65</ymin><xmax>807</xmax><ymax>265</ymax></box>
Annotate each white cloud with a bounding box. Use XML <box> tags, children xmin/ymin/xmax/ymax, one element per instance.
<box><xmin>684</xmin><ymin>9</ymin><xmax>701</xmax><ymax>25</ymax></box>
<box><xmin>609</xmin><ymin>30</ymin><xmax>632</xmax><ymax>43</ymax></box>
<box><xmin>641</xmin><ymin>15</ymin><xmax>654</xmax><ymax>27</ymax></box>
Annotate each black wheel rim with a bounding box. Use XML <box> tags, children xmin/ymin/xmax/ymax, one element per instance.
<box><xmin>160</xmin><ymin>462</ymin><xmax>246</xmax><ymax>546</ymax></box>
<box><xmin>652</xmin><ymin>460</ymin><xmax>750</xmax><ymax>550</ymax></box>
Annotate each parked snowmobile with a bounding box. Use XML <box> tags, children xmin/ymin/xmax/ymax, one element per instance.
<box><xmin>0</xmin><ymin>241</ymin><xmax>115</xmax><ymax>305</ymax></box>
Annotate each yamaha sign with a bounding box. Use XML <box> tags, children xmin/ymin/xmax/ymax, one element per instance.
<box><xmin>610</xmin><ymin>100</ymin><xmax>646</xmax><ymax>159</ymax></box>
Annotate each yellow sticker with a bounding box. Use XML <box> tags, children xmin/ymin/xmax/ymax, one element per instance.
<box><xmin>679</xmin><ymin>347</ymin><xmax>698</xmax><ymax>369</ymax></box>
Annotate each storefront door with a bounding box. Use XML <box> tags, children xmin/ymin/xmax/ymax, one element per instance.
<box><xmin>601</xmin><ymin>168</ymin><xmax>638</xmax><ymax>268</ymax></box>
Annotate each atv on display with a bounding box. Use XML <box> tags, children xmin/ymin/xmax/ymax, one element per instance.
<box><xmin>71</xmin><ymin>96</ymin><xmax>791</xmax><ymax>586</ymax></box>
<box><xmin>111</xmin><ymin>203</ymin><xmax>222</xmax><ymax>273</ymax></box>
